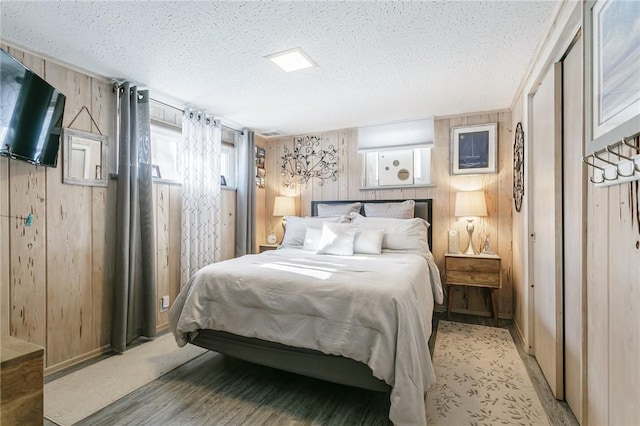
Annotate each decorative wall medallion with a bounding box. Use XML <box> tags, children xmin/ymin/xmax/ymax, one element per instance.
<box><xmin>281</xmin><ymin>135</ymin><xmax>338</xmax><ymax>188</ymax></box>
<box><xmin>513</xmin><ymin>122</ymin><xmax>525</xmax><ymax>212</ymax></box>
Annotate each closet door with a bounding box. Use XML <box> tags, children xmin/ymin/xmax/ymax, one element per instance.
<box><xmin>562</xmin><ymin>36</ymin><xmax>584</xmax><ymax>422</ymax></box>
<box><xmin>530</xmin><ymin>62</ymin><xmax>564</xmax><ymax>399</ymax></box>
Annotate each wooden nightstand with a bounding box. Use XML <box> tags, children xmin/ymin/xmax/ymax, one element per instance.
<box><xmin>1</xmin><ymin>335</ymin><xmax>44</xmax><ymax>425</ymax></box>
<box><xmin>259</xmin><ymin>244</ymin><xmax>279</xmax><ymax>253</ymax></box>
<box><xmin>444</xmin><ymin>253</ymin><xmax>502</xmax><ymax>326</ymax></box>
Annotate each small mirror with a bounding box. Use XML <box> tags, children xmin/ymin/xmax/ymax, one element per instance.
<box><xmin>62</xmin><ymin>128</ymin><xmax>108</xmax><ymax>187</ymax></box>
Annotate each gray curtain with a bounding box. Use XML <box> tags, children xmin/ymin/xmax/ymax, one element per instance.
<box><xmin>235</xmin><ymin>129</ymin><xmax>256</xmax><ymax>256</ymax></box>
<box><xmin>112</xmin><ymin>83</ymin><xmax>156</xmax><ymax>353</ymax></box>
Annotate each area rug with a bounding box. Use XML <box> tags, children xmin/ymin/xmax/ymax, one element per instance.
<box><xmin>44</xmin><ymin>333</ymin><xmax>207</xmax><ymax>426</ymax></box>
<box><xmin>426</xmin><ymin>321</ymin><xmax>550</xmax><ymax>426</ymax></box>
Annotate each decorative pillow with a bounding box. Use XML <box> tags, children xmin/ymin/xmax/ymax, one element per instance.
<box><xmin>364</xmin><ymin>200</ymin><xmax>415</xmax><ymax>219</ymax></box>
<box><xmin>353</xmin><ymin>229</ymin><xmax>384</xmax><ymax>255</ymax></box>
<box><xmin>302</xmin><ymin>227</ymin><xmax>322</xmax><ymax>251</ymax></box>
<box><xmin>281</xmin><ymin>216</ymin><xmax>347</xmax><ymax>248</ymax></box>
<box><xmin>317</xmin><ymin>202</ymin><xmax>362</xmax><ymax>217</ymax></box>
<box><xmin>351</xmin><ymin>214</ymin><xmax>429</xmax><ymax>251</ymax></box>
<box><xmin>317</xmin><ymin>222</ymin><xmax>357</xmax><ymax>256</ymax></box>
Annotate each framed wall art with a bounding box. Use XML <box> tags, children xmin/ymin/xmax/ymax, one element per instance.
<box><xmin>513</xmin><ymin>122</ymin><xmax>525</xmax><ymax>212</ymax></box>
<box><xmin>450</xmin><ymin>123</ymin><xmax>497</xmax><ymax>175</ymax></box>
<box><xmin>584</xmin><ymin>0</ymin><xmax>640</xmax><ymax>152</ymax></box>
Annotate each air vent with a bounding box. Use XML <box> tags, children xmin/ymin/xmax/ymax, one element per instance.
<box><xmin>259</xmin><ymin>130</ymin><xmax>283</xmax><ymax>137</ymax></box>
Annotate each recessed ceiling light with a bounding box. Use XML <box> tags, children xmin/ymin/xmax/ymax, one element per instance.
<box><xmin>266</xmin><ymin>47</ymin><xmax>316</xmax><ymax>72</ymax></box>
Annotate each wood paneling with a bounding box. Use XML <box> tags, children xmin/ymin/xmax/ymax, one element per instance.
<box><xmin>259</xmin><ymin>111</ymin><xmax>513</xmax><ymax>317</ymax></box>
<box><xmin>4</xmin><ymin>46</ymin><xmax>48</xmax><ymax>349</ymax></box>
<box><xmin>607</xmin><ymin>177</ymin><xmax>640</xmax><ymax>426</ymax></box>
<box><xmin>45</xmin><ymin>60</ymin><xmax>95</xmax><ymax>366</ymax></box>
<box><xmin>220</xmin><ymin>188</ymin><xmax>236</xmax><ymax>261</ymax></box>
<box><xmin>155</xmin><ymin>184</ymin><xmax>170</xmax><ymax>326</ymax></box>
<box><xmin>168</xmin><ymin>185</ymin><xmax>181</xmax><ymax>301</ymax></box>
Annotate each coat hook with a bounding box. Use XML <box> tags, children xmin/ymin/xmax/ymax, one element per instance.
<box><xmin>583</xmin><ymin>155</ymin><xmax>605</xmax><ymax>183</ymax></box>
<box><xmin>606</xmin><ymin>145</ymin><xmax>636</xmax><ymax>177</ymax></box>
<box><xmin>593</xmin><ymin>150</ymin><xmax>619</xmax><ymax>181</ymax></box>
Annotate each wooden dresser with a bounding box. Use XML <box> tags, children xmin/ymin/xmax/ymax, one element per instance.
<box><xmin>444</xmin><ymin>253</ymin><xmax>502</xmax><ymax>325</ymax></box>
<box><xmin>1</xmin><ymin>335</ymin><xmax>44</xmax><ymax>424</ymax></box>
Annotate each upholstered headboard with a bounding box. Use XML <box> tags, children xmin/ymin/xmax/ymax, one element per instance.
<box><xmin>310</xmin><ymin>199</ymin><xmax>433</xmax><ymax>250</ymax></box>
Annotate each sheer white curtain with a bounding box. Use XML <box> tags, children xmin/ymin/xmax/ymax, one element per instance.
<box><xmin>180</xmin><ymin>110</ymin><xmax>222</xmax><ymax>285</ymax></box>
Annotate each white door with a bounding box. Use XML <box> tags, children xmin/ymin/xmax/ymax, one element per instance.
<box><xmin>562</xmin><ymin>37</ymin><xmax>584</xmax><ymax>421</ymax></box>
<box><xmin>530</xmin><ymin>62</ymin><xmax>564</xmax><ymax>399</ymax></box>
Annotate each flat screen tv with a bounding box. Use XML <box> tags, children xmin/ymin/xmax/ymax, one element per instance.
<box><xmin>0</xmin><ymin>49</ymin><xmax>66</xmax><ymax>167</ymax></box>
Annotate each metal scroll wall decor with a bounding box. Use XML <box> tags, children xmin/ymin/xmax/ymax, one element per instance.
<box><xmin>281</xmin><ymin>135</ymin><xmax>338</xmax><ymax>188</ymax></box>
<box><xmin>513</xmin><ymin>122</ymin><xmax>525</xmax><ymax>212</ymax></box>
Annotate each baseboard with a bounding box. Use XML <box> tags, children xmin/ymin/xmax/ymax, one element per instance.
<box><xmin>45</xmin><ymin>345</ymin><xmax>113</xmax><ymax>377</ymax></box>
<box><xmin>513</xmin><ymin>318</ymin><xmax>530</xmax><ymax>354</ymax></box>
<box><xmin>156</xmin><ymin>323</ymin><xmax>169</xmax><ymax>334</ymax></box>
<box><xmin>45</xmin><ymin>327</ymin><xmax>172</xmax><ymax>378</ymax></box>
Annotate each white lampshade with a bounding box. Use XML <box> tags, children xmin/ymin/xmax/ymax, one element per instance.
<box><xmin>273</xmin><ymin>196</ymin><xmax>296</xmax><ymax>217</ymax></box>
<box><xmin>455</xmin><ymin>191</ymin><xmax>488</xmax><ymax>218</ymax></box>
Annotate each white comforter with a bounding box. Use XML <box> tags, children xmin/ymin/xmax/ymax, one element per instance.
<box><xmin>170</xmin><ymin>248</ymin><xmax>443</xmax><ymax>425</ymax></box>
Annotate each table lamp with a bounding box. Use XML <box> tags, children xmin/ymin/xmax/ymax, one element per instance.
<box><xmin>273</xmin><ymin>196</ymin><xmax>296</xmax><ymax>229</ymax></box>
<box><xmin>454</xmin><ymin>190</ymin><xmax>487</xmax><ymax>255</ymax></box>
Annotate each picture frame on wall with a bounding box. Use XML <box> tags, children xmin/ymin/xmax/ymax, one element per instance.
<box><xmin>584</xmin><ymin>0</ymin><xmax>640</xmax><ymax>152</ymax></box>
<box><xmin>450</xmin><ymin>123</ymin><xmax>497</xmax><ymax>175</ymax></box>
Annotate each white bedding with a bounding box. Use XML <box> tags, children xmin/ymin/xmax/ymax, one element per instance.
<box><xmin>170</xmin><ymin>247</ymin><xmax>443</xmax><ymax>425</ymax></box>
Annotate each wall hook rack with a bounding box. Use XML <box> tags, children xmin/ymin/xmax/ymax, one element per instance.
<box><xmin>583</xmin><ymin>134</ymin><xmax>640</xmax><ymax>187</ymax></box>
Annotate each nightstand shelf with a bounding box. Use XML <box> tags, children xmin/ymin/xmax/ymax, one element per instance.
<box><xmin>259</xmin><ymin>244</ymin><xmax>279</xmax><ymax>253</ymax></box>
<box><xmin>444</xmin><ymin>253</ymin><xmax>501</xmax><ymax>326</ymax></box>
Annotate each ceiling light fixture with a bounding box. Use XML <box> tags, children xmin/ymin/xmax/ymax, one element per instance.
<box><xmin>266</xmin><ymin>47</ymin><xmax>316</xmax><ymax>72</ymax></box>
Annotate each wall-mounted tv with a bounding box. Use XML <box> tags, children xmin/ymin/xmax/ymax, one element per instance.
<box><xmin>0</xmin><ymin>49</ymin><xmax>66</xmax><ymax>167</ymax></box>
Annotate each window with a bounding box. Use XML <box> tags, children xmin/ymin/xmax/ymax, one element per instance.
<box><xmin>362</xmin><ymin>146</ymin><xmax>433</xmax><ymax>189</ymax></box>
<box><xmin>150</xmin><ymin>122</ymin><xmax>181</xmax><ymax>181</ymax></box>
<box><xmin>221</xmin><ymin>126</ymin><xmax>238</xmax><ymax>187</ymax></box>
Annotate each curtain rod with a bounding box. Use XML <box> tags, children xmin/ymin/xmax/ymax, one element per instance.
<box><xmin>113</xmin><ymin>81</ymin><xmax>244</xmax><ymax>134</ymax></box>
<box><xmin>150</xmin><ymin>97</ymin><xmax>183</xmax><ymax>113</ymax></box>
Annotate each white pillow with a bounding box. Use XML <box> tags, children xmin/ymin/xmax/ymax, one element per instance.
<box><xmin>353</xmin><ymin>229</ymin><xmax>384</xmax><ymax>255</ymax></box>
<box><xmin>317</xmin><ymin>202</ymin><xmax>361</xmax><ymax>217</ymax></box>
<box><xmin>302</xmin><ymin>227</ymin><xmax>322</xmax><ymax>251</ymax></box>
<box><xmin>281</xmin><ymin>216</ymin><xmax>347</xmax><ymax>248</ymax></box>
<box><xmin>364</xmin><ymin>200</ymin><xmax>415</xmax><ymax>219</ymax></box>
<box><xmin>351</xmin><ymin>214</ymin><xmax>429</xmax><ymax>251</ymax></box>
<box><xmin>317</xmin><ymin>223</ymin><xmax>357</xmax><ymax>256</ymax></box>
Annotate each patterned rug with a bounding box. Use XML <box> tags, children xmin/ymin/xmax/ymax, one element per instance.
<box><xmin>426</xmin><ymin>321</ymin><xmax>550</xmax><ymax>426</ymax></box>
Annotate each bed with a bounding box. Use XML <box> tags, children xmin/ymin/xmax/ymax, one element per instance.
<box><xmin>169</xmin><ymin>199</ymin><xmax>442</xmax><ymax>425</ymax></box>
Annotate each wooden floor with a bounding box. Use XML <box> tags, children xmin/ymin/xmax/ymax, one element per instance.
<box><xmin>46</xmin><ymin>312</ymin><xmax>579</xmax><ymax>426</ymax></box>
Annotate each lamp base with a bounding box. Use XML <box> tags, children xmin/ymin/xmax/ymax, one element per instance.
<box><xmin>463</xmin><ymin>218</ymin><xmax>477</xmax><ymax>255</ymax></box>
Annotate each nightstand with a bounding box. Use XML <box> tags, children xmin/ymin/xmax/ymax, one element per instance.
<box><xmin>259</xmin><ymin>244</ymin><xmax>279</xmax><ymax>253</ymax></box>
<box><xmin>444</xmin><ymin>253</ymin><xmax>501</xmax><ymax>326</ymax></box>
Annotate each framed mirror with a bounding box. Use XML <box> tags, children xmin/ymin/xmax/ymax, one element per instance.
<box><xmin>62</xmin><ymin>128</ymin><xmax>108</xmax><ymax>187</ymax></box>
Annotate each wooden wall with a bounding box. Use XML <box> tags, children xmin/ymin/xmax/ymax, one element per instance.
<box><xmin>0</xmin><ymin>44</ymin><xmax>239</xmax><ymax>373</ymax></box>
<box><xmin>258</xmin><ymin>111</ymin><xmax>514</xmax><ymax>317</ymax></box>
<box><xmin>586</xmin><ymin>145</ymin><xmax>640</xmax><ymax>426</ymax></box>
<box><xmin>0</xmin><ymin>43</ymin><xmax>116</xmax><ymax>372</ymax></box>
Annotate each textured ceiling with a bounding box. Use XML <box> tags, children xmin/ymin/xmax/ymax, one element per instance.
<box><xmin>1</xmin><ymin>1</ymin><xmax>556</xmax><ymax>135</ymax></box>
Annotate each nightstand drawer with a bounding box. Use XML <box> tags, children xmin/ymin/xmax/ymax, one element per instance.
<box><xmin>445</xmin><ymin>270</ymin><xmax>500</xmax><ymax>288</ymax></box>
<box><xmin>445</xmin><ymin>256</ymin><xmax>500</xmax><ymax>273</ymax></box>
